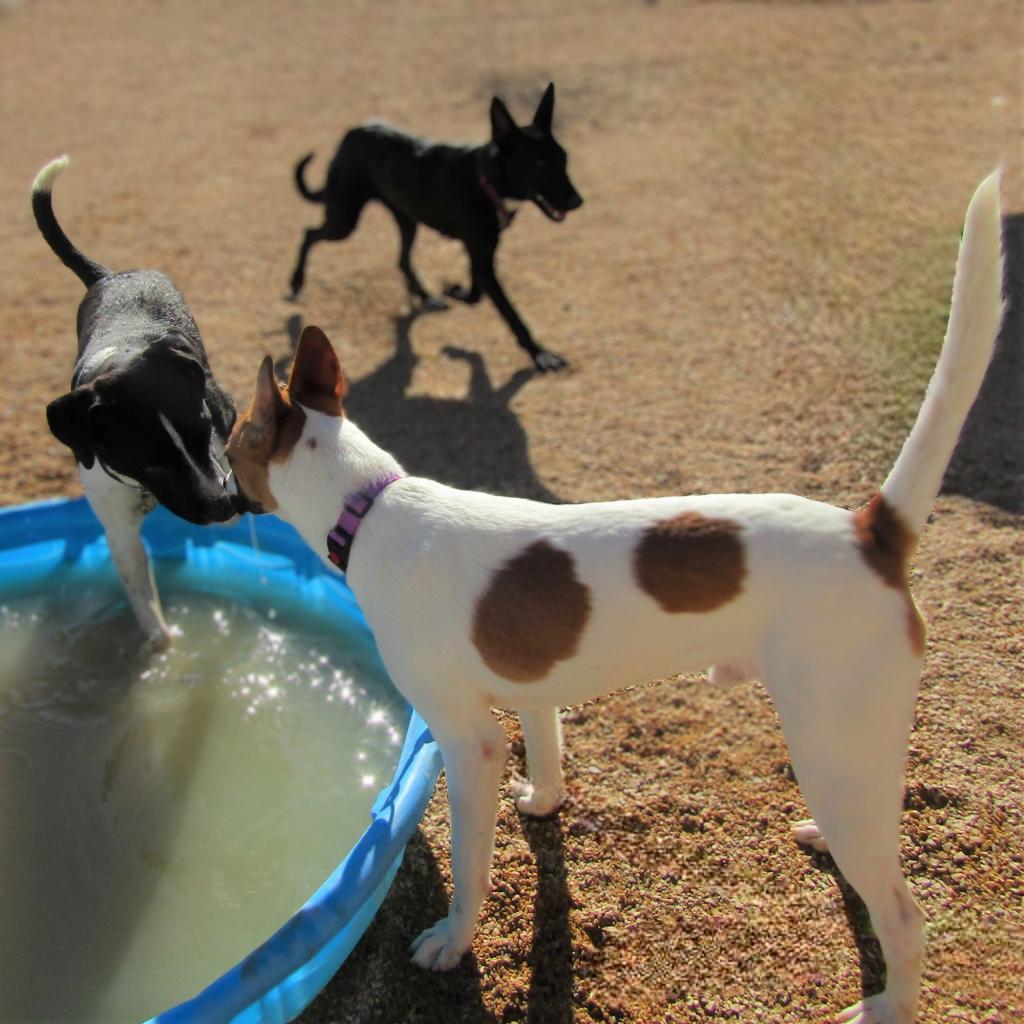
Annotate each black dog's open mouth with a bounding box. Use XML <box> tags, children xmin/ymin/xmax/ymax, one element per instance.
<box><xmin>533</xmin><ymin>193</ymin><xmax>566</xmax><ymax>222</ymax></box>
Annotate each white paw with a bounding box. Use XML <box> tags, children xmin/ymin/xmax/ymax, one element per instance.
<box><xmin>146</xmin><ymin>624</ymin><xmax>176</xmax><ymax>653</ymax></box>
<box><xmin>409</xmin><ymin>916</ymin><xmax>472</xmax><ymax>971</ymax></box>
<box><xmin>510</xmin><ymin>775</ymin><xmax>566</xmax><ymax>817</ymax></box>
<box><xmin>835</xmin><ymin>992</ymin><xmax>895</xmax><ymax>1023</ymax></box>
<box><xmin>792</xmin><ymin>817</ymin><xmax>829</xmax><ymax>853</ymax></box>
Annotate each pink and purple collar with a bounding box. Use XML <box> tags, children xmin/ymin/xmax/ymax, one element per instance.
<box><xmin>326</xmin><ymin>472</ymin><xmax>403</xmax><ymax>572</ymax></box>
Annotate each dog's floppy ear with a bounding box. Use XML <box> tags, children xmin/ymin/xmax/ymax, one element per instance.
<box><xmin>490</xmin><ymin>97</ymin><xmax>518</xmax><ymax>147</ymax></box>
<box><xmin>46</xmin><ymin>386</ymin><xmax>97</xmax><ymax>469</ymax></box>
<box><xmin>287</xmin><ymin>325</ymin><xmax>347</xmax><ymax>416</ymax></box>
<box><xmin>145</xmin><ymin>331</ymin><xmax>206</xmax><ymax>385</ymax></box>
<box><xmin>532</xmin><ymin>82</ymin><xmax>555</xmax><ymax>134</ymax></box>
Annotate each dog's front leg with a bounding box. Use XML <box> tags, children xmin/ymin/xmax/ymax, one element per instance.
<box><xmin>80</xmin><ymin>464</ymin><xmax>172</xmax><ymax>649</ymax></box>
<box><xmin>410</xmin><ymin>712</ymin><xmax>506</xmax><ymax>971</ymax></box>
<box><xmin>392</xmin><ymin>210</ymin><xmax>449</xmax><ymax>312</ymax></box>
<box><xmin>470</xmin><ymin>250</ymin><xmax>568</xmax><ymax>372</ymax></box>
<box><xmin>512</xmin><ymin>706</ymin><xmax>567</xmax><ymax>817</ymax></box>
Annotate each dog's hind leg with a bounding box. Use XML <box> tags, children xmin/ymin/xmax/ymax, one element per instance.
<box><xmin>288</xmin><ymin>223</ymin><xmax>347</xmax><ymax>299</ymax></box>
<box><xmin>763</xmin><ymin>637</ymin><xmax>925</xmax><ymax>1024</ymax></box>
<box><xmin>512</xmin><ymin>706</ymin><xmax>567</xmax><ymax>817</ymax></box>
<box><xmin>287</xmin><ymin>187</ymin><xmax>369</xmax><ymax>298</ymax></box>
<box><xmin>390</xmin><ymin>208</ymin><xmax>448</xmax><ymax>311</ymax></box>
<box><xmin>80</xmin><ymin>464</ymin><xmax>171</xmax><ymax>650</ymax></box>
<box><xmin>410</xmin><ymin>708</ymin><xmax>506</xmax><ymax>971</ymax></box>
<box><xmin>443</xmin><ymin>257</ymin><xmax>483</xmax><ymax>305</ymax></box>
<box><xmin>443</xmin><ymin>277</ymin><xmax>482</xmax><ymax>304</ymax></box>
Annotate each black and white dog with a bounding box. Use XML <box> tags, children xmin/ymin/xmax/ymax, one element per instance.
<box><xmin>33</xmin><ymin>156</ymin><xmax>240</xmax><ymax>648</ymax></box>
<box><xmin>288</xmin><ymin>83</ymin><xmax>583</xmax><ymax>371</ymax></box>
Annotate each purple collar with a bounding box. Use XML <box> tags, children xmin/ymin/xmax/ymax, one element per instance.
<box><xmin>479</xmin><ymin>173</ymin><xmax>516</xmax><ymax>231</ymax></box>
<box><xmin>326</xmin><ymin>472</ymin><xmax>403</xmax><ymax>572</ymax></box>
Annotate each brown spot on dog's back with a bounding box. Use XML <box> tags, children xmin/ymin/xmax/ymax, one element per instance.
<box><xmin>634</xmin><ymin>511</ymin><xmax>746</xmax><ymax>613</ymax></box>
<box><xmin>853</xmin><ymin>495</ymin><xmax>925</xmax><ymax>656</ymax></box>
<box><xmin>473</xmin><ymin>540</ymin><xmax>591</xmax><ymax>683</ymax></box>
<box><xmin>852</xmin><ymin>494</ymin><xmax>916</xmax><ymax>589</ymax></box>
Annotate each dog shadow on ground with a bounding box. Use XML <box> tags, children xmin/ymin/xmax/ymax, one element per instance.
<box><xmin>300</xmin><ymin>829</ymin><xmax>498</xmax><ymax>1023</ymax></box>
<box><xmin>521</xmin><ymin>813</ymin><xmax>575</xmax><ymax>1024</ymax></box>
<box><xmin>796</xmin><ymin>844</ymin><xmax>885</xmax><ymax>1001</ymax></box>
<box><xmin>942</xmin><ymin>212</ymin><xmax>1024</xmax><ymax>514</ymax></box>
<box><xmin>273</xmin><ymin>308</ymin><xmax>562</xmax><ymax>503</ymax></box>
<box><xmin>0</xmin><ymin>597</ymin><xmax>214</xmax><ymax>1022</ymax></box>
<box><xmin>301</xmin><ymin>819</ymin><xmax>575</xmax><ymax>1023</ymax></box>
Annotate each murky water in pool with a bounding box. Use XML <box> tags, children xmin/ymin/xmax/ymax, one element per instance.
<box><xmin>0</xmin><ymin>579</ymin><xmax>406</xmax><ymax>1024</ymax></box>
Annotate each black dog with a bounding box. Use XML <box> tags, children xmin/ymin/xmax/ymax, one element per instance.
<box><xmin>34</xmin><ymin>156</ymin><xmax>238</xmax><ymax>646</ymax></box>
<box><xmin>288</xmin><ymin>83</ymin><xmax>583</xmax><ymax>371</ymax></box>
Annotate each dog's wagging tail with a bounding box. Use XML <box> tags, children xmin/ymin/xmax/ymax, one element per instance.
<box><xmin>227</xmin><ymin>171</ymin><xmax>1003</xmax><ymax>1024</ymax></box>
<box><xmin>32</xmin><ymin>155</ymin><xmax>111</xmax><ymax>288</ymax></box>
<box><xmin>879</xmin><ymin>169</ymin><xmax>1006</xmax><ymax>534</ymax></box>
<box><xmin>294</xmin><ymin>153</ymin><xmax>325</xmax><ymax>204</ymax></box>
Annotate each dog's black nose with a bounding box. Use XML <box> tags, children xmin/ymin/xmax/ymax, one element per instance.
<box><xmin>567</xmin><ymin>190</ymin><xmax>583</xmax><ymax>211</ymax></box>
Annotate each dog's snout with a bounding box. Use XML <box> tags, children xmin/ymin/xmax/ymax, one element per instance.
<box><xmin>567</xmin><ymin>190</ymin><xmax>583</xmax><ymax>211</ymax></box>
<box><xmin>197</xmin><ymin>495</ymin><xmax>239</xmax><ymax>525</ymax></box>
<box><xmin>230</xmin><ymin>489</ymin><xmax>265</xmax><ymax>516</ymax></box>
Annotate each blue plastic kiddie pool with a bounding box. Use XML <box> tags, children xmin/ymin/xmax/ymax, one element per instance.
<box><xmin>0</xmin><ymin>498</ymin><xmax>442</xmax><ymax>1024</ymax></box>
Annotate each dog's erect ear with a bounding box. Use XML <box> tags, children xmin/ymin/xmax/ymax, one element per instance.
<box><xmin>287</xmin><ymin>325</ymin><xmax>347</xmax><ymax>416</ymax></box>
<box><xmin>490</xmin><ymin>97</ymin><xmax>518</xmax><ymax>147</ymax></box>
<box><xmin>46</xmin><ymin>386</ymin><xmax>97</xmax><ymax>469</ymax></box>
<box><xmin>249</xmin><ymin>356</ymin><xmax>287</xmax><ymax>437</ymax></box>
<box><xmin>532</xmin><ymin>82</ymin><xmax>555</xmax><ymax>134</ymax></box>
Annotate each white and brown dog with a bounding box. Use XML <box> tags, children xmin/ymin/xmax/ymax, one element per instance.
<box><xmin>226</xmin><ymin>173</ymin><xmax>1004</xmax><ymax>1023</ymax></box>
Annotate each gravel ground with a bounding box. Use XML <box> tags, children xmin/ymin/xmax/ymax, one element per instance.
<box><xmin>2</xmin><ymin>1</ymin><xmax>1021</xmax><ymax>1022</ymax></box>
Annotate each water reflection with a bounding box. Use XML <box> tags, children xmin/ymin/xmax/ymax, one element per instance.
<box><xmin>0</xmin><ymin>579</ymin><xmax>405</xmax><ymax>1023</ymax></box>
